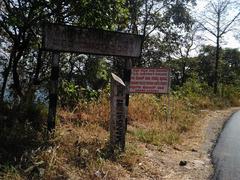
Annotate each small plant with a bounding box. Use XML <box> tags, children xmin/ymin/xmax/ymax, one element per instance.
<box><xmin>58</xmin><ymin>80</ymin><xmax>83</xmax><ymax>108</ymax></box>
<box><xmin>117</xmin><ymin>142</ymin><xmax>144</xmax><ymax>171</ymax></box>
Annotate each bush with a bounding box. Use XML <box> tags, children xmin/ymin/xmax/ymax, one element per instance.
<box><xmin>175</xmin><ymin>78</ymin><xmax>214</xmax><ymax>109</ymax></box>
<box><xmin>58</xmin><ymin>80</ymin><xmax>101</xmax><ymax>108</ymax></box>
<box><xmin>58</xmin><ymin>81</ymin><xmax>83</xmax><ymax>108</ymax></box>
<box><xmin>221</xmin><ymin>84</ymin><xmax>240</xmax><ymax>106</ymax></box>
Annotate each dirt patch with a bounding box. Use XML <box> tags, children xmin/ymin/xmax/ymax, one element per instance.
<box><xmin>123</xmin><ymin>108</ymin><xmax>239</xmax><ymax>180</ymax></box>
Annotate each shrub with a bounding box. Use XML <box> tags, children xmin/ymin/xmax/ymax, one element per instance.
<box><xmin>58</xmin><ymin>80</ymin><xmax>102</xmax><ymax>108</ymax></box>
<box><xmin>221</xmin><ymin>84</ymin><xmax>240</xmax><ymax>106</ymax></box>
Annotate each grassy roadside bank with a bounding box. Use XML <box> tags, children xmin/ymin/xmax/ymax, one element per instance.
<box><xmin>1</xmin><ymin>85</ymin><xmax>240</xmax><ymax>179</ymax></box>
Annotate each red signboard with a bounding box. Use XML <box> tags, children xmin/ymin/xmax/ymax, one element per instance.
<box><xmin>130</xmin><ymin>68</ymin><xmax>170</xmax><ymax>94</ymax></box>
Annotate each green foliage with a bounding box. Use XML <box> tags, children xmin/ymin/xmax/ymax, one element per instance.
<box><xmin>58</xmin><ymin>57</ymin><xmax>110</xmax><ymax>108</ymax></box>
<box><xmin>173</xmin><ymin>77</ymin><xmax>213</xmax><ymax>109</ymax></box>
<box><xmin>0</xmin><ymin>0</ymin><xmax>128</xmax><ymax>101</ymax></box>
<box><xmin>164</xmin><ymin>0</ymin><xmax>194</xmax><ymax>30</ymax></box>
<box><xmin>173</xmin><ymin>73</ymin><xmax>240</xmax><ymax>109</ymax></box>
<box><xmin>221</xmin><ymin>84</ymin><xmax>240</xmax><ymax>106</ymax></box>
<box><xmin>221</xmin><ymin>48</ymin><xmax>240</xmax><ymax>85</ymax></box>
<box><xmin>178</xmin><ymin>76</ymin><xmax>211</xmax><ymax>97</ymax></box>
<box><xmin>59</xmin><ymin>81</ymin><xmax>82</xmax><ymax>107</ymax></box>
<box><xmin>197</xmin><ymin>45</ymin><xmax>216</xmax><ymax>86</ymax></box>
<box><xmin>83</xmin><ymin>57</ymin><xmax>109</xmax><ymax>91</ymax></box>
<box><xmin>82</xmin><ymin>88</ymin><xmax>99</xmax><ymax>102</ymax></box>
<box><xmin>69</xmin><ymin>0</ymin><xmax>129</xmax><ymax>29</ymax></box>
<box><xmin>59</xmin><ymin>80</ymin><xmax>103</xmax><ymax>108</ymax></box>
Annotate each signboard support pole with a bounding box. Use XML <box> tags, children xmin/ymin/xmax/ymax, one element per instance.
<box><xmin>47</xmin><ymin>52</ymin><xmax>60</xmax><ymax>131</ymax></box>
<box><xmin>167</xmin><ymin>93</ymin><xmax>170</xmax><ymax>121</ymax></box>
<box><xmin>110</xmin><ymin>73</ymin><xmax>126</xmax><ymax>152</ymax></box>
<box><xmin>123</xmin><ymin>58</ymin><xmax>132</xmax><ymax>131</ymax></box>
<box><xmin>167</xmin><ymin>71</ymin><xmax>171</xmax><ymax>122</ymax></box>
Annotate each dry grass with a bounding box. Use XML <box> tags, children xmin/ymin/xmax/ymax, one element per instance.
<box><xmin>0</xmin><ymin>92</ymin><xmax>235</xmax><ymax>179</ymax></box>
<box><xmin>128</xmin><ymin>94</ymin><xmax>199</xmax><ymax>146</ymax></box>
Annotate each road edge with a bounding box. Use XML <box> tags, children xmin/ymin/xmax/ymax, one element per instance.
<box><xmin>208</xmin><ymin>108</ymin><xmax>240</xmax><ymax>180</ymax></box>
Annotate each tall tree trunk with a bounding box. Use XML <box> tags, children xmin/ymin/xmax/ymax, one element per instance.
<box><xmin>12</xmin><ymin>50</ymin><xmax>24</xmax><ymax>97</ymax></box>
<box><xmin>214</xmin><ymin>11</ymin><xmax>221</xmax><ymax>94</ymax></box>
<box><xmin>0</xmin><ymin>47</ymin><xmax>16</xmax><ymax>102</ymax></box>
<box><xmin>214</xmin><ymin>37</ymin><xmax>220</xmax><ymax>94</ymax></box>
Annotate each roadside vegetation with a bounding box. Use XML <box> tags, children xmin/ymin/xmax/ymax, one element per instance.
<box><xmin>1</xmin><ymin>79</ymin><xmax>240</xmax><ymax>179</ymax></box>
<box><xmin>1</xmin><ymin>0</ymin><xmax>240</xmax><ymax>179</ymax></box>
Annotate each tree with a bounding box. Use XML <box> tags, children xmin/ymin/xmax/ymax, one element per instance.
<box><xmin>197</xmin><ymin>0</ymin><xmax>240</xmax><ymax>94</ymax></box>
<box><xmin>0</xmin><ymin>0</ymin><xmax>129</xmax><ymax>102</ymax></box>
<box><xmin>197</xmin><ymin>45</ymin><xmax>217</xmax><ymax>86</ymax></box>
<box><xmin>221</xmin><ymin>48</ymin><xmax>240</xmax><ymax>85</ymax></box>
<box><xmin>170</xmin><ymin>23</ymin><xmax>201</xmax><ymax>85</ymax></box>
<box><xmin>126</xmin><ymin>0</ymin><xmax>196</xmax><ymax>67</ymax></box>
<box><xmin>0</xmin><ymin>0</ymin><xmax>50</xmax><ymax>101</ymax></box>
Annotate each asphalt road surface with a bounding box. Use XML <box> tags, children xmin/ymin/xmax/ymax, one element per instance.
<box><xmin>212</xmin><ymin>111</ymin><xmax>240</xmax><ymax>180</ymax></box>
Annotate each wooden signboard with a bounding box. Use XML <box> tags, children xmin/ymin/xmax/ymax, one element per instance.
<box><xmin>42</xmin><ymin>23</ymin><xmax>143</xmax><ymax>57</ymax></box>
<box><xmin>130</xmin><ymin>68</ymin><xmax>171</xmax><ymax>94</ymax></box>
<box><xmin>42</xmin><ymin>23</ymin><xmax>143</xmax><ymax>153</ymax></box>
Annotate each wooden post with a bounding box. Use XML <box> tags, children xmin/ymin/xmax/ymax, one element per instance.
<box><xmin>110</xmin><ymin>73</ymin><xmax>126</xmax><ymax>151</ymax></box>
<box><xmin>123</xmin><ymin>58</ymin><xmax>132</xmax><ymax>131</ymax></box>
<box><xmin>47</xmin><ymin>52</ymin><xmax>60</xmax><ymax>131</ymax></box>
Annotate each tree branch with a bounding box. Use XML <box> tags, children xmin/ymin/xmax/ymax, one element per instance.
<box><xmin>199</xmin><ymin>22</ymin><xmax>217</xmax><ymax>37</ymax></box>
<box><xmin>220</xmin><ymin>11</ymin><xmax>240</xmax><ymax>36</ymax></box>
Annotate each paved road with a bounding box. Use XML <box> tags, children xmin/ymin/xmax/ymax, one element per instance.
<box><xmin>212</xmin><ymin>111</ymin><xmax>240</xmax><ymax>180</ymax></box>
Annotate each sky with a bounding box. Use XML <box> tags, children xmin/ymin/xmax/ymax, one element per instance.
<box><xmin>193</xmin><ymin>0</ymin><xmax>240</xmax><ymax>49</ymax></box>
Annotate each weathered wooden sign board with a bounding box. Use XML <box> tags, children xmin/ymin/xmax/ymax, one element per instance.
<box><xmin>43</xmin><ymin>23</ymin><xmax>143</xmax><ymax>57</ymax></box>
<box><xmin>42</xmin><ymin>23</ymin><xmax>143</xmax><ymax>152</ymax></box>
<box><xmin>130</xmin><ymin>68</ymin><xmax>170</xmax><ymax>94</ymax></box>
